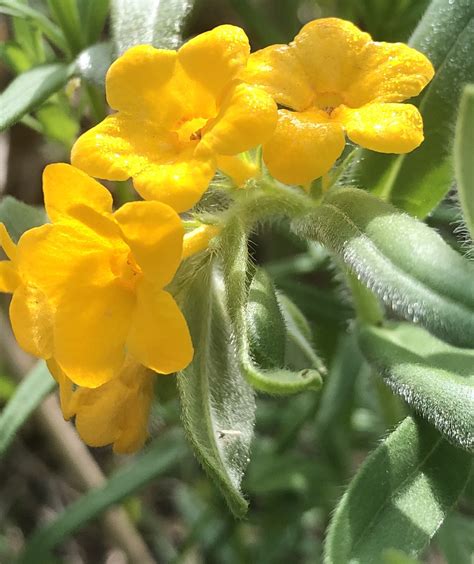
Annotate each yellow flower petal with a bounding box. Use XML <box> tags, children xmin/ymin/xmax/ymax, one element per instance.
<box><xmin>106</xmin><ymin>45</ymin><xmax>180</xmax><ymax>126</ymax></box>
<box><xmin>263</xmin><ymin>109</ymin><xmax>345</xmax><ymax>185</ymax></box>
<box><xmin>293</xmin><ymin>18</ymin><xmax>371</xmax><ymax>94</ymax></box>
<box><xmin>200</xmin><ymin>83</ymin><xmax>277</xmax><ymax>156</ymax></box>
<box><xmin>345</xmin><ymin>42</ymin><xmax>434</xmax><ymax>106</ymax></box>
<box><xmin>10</xmin><ymin>283</ymin><xmax>54</xmax><ymax>358</ymax></box>
<box><xmin>242</xmin><ymin>44</ymin><xmax>314</xmax><ymax>111</ymax></box>
<box><xmin>43</xmin><ymin>163</ymin><xmax>113</xmax><ymax>223</ymax></box>
<box><xmin>0</xmin><ymin>223</ymin><xmax>17</xmax><ymax>261</ymax></box>
<box><xmin>0</xmin><ymin>261</ymin><xmax>20</xmax><ymax>293</ymax></box>
<box><xmin>74</xmin><ymin>361</ymin><xmax>154</xmax><ymax>453</ymax></box>
<box><xmin>334</xmin><ymin>103</ymin><xmax>424</xmax><ymax>153</ymax></box>
<box><xmin>47</xmin><ymin>359</ymin><xmax>78</xmax><ymax>420</ymax></box>
<box><xmin>178</xmin><ymin>24</ymin><xmax>250</xmax><ymax>101</ymax></box>
<box><xmin>127</xmin><ymin>282</ymin><xmax>193</xmax><ymax>374</ymax></box>
<box><xmin>53</xmin><ymin>274</ymin><xmax>135</xmax><ymax>388</ymax></box>
<box><xmin>217</xmin><ymin>154</ymin><xmax>259</xmax><ymax>187</ymax></box>
<box><xmin>133</xmin><ymin>152</ymin><xmax>216</xmax><ymax>213</ymax></box>
<box><xmin>114</xmin><ymin>201</ymin><xmax>183</xmax><ymax>287</ymax></box>
<box><xmin>71</xmin><ymin>113</ymin><xmax>214</xmax><ymax>212</ymax></box>
<box><xmin>182</xmin><ymin>224</ymin><xmax>220</xmax><ymax>259</ymax></box>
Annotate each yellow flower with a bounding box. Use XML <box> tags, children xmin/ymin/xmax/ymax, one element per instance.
<box><xmin>48</xmin><ymin>358</ymin><xmax>154</xmax><ymax>454</ymax></box>
<box><xmin>71</xmin><ymin>25</ymin><xmax>278</xmax><ymax>212</ymax></box>
<box><xmin>242</xmin><ymin>18</ymin><xmax>434</xmax><ymax>185</ymax></box>
<box><xmin>0</xmin><ymin>163</ymin><xmax>193</xmax><ymax>388</ymax></box>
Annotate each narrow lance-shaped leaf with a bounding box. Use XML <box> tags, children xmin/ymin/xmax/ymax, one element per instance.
<box><xmin>455</xmin><ymin>84</ymin><xmax>474</xmax><ymax>240</ymax></box>
<box><xmin>177</xmin><ymin>257</ymin><xmax>255</xmax><ymax>517</ymax></box>
<box><xmin>111</xmin><ymin>0</ymin><xmax>195</xmax><ymax>55</ymax></box>
<box><xmin>348</xmin><ymin>0</ymin><xmax>474</xmax><ymax>218</ymax></box>
<box><xmin>358</xmin><ymin>322</ymin><xmax>474</xmax><ymax>452</ymax></box>
<box><xmin>324</xmin><ymin>416</ymin><xmax>473</xmax><ymax>564</ymax></box>
<box><xmin>0</xmin><ymin>63</ymin><xmax>74</xmax><ymax>132</ymax></box>
<box><xmin>221</xmin><ymin>218</ymin><xmax>323</xmax><ymax>395</ymax></box>
<box><xmin>0</xmin><ymin>362</ymin><xmax>54</xmax><ymax>457</ymax></box>
<box><xmin>294</xmin><ymin>188</ymin><xmax>474</xmax><ymax>348</ymax></box>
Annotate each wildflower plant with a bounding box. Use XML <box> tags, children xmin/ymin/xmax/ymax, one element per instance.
<box><xmin>0</xmin><ymin>0</ymin><xmax>473</xmax><ymax>562</ymax></box>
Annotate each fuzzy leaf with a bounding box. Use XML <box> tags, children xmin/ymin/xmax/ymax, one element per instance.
<box><xmin>455</xmin><ymin>84</ymin><xmax>474</xmax><ymax>240</ymax></box>
<box><xmin>177</xmin><ymin>258</ymin><xmax>255</xmax><ymax>517</ymax></box>
<box><xmin>111</xmin><ymin>0</ymin><xmax>194</xmax><ymax>55</ymax></box>
<box><xmin>295</xmin><ymin>188</ymin><xmax>474</xmax><ymax>348</ymax></box>
<box><xmin>359</xmin><ymin>322</ymin><xmax>474</xmax><ymax>451</ymax></box>
<box><xmin>325</xmin><ymin>416</ymin><xmax>473</xmax><ymax>564</ymax></box>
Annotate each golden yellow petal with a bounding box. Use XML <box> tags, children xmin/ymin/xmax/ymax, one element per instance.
<box><xmin>293</xmin><ymin>18</ymin><xmax>371</xmax><ymax>95</ymax></box>
<box><xmin>127</xmin><ymin>283</ymin><xmax>193</xmax><ymax>374</ymax></box>
<box><xmin>200</xmin><ymin>83</ymin><xmax>277</xmax><ymax>156</ymax></box>
<box><xmin>114</xmin><ymin>201</ymin><xmax>183</xmax><ymax>287</ymax></box>
<box><xmin>345</xmin><ymin>42</ymin><xmax>434</xmax><ymax>106</ymax></box>
<box><xmin>132</xmin><ymin>151</ymin><xmax>216</xmax><ymax>213</ymax></box>
<box><xmin>217</xmin><ymin>154</ymin><xmax>259</xmax><ymax>187</ymax></box>
<box><xmin>242</xmin><ymin>44</ymin><xmax>314</xmax><ymax>111</ymax></box>
<box><xmin>74</xmin><ymin>361</ymin><xmax>154</xmax><ymax>453</ymax></box>
<box><xmin>43</xmin><ymin>163</ymin><xmax>113</xmax><ymax>223</ymax></box>
<box><xmin>47</xmin><ymin>358</ymin><xmax>78</xmax><ymax>420</ymax></box>
<box><xmin>178</xmin><ymin>25</ymin><xmax>250</xmax><ymax>101</ymax></box>
<box><xmin>334</xmin><ymin>103</ymin><xmax>424</xmax><ymax>153</ymax></box>
<box><xmin>0</xmin><ymin>223</ymin><xmax>17</xmax><ymax>261</ymax></box>
<box><xmin>0</xmin><ymin>261</ymin><xmax>20</xmax><ymax>293</ymax></box>
<box><xmin>9</xmin><ymin>283</ymin><xmax>54</xmax><ymax>358</ymax></box>
<box><xmin>182</xmin><ymin>224</ymin><xmax>220</xmax><ymax>259</ymax></box>
<box><xmin>106</xmin><ymin>44</ymin><xmax>181</xmax><ymax>126</ymax></box>
<box><xmin>263</xmin><ymin>109</ymin><xmax>345</xmax><ymax>185</ymax></box>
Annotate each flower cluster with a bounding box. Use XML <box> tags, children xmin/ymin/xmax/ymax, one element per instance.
<box><xmin>0</xmin><ymin>20</ymin><xmax>433</xmax><ymax>452</ymax></box>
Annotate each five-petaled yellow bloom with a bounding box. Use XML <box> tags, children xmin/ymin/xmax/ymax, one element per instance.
<box><xmin>71</xmin><ymin>25</ymin><xmax>278</xmax><ymax>212</ymax></box>
<box><xmin>0</xmin><ymin>163</ymin><xmax>193</xmax><ymax>387</ymax></box>
<box><xmin>242</xmin><ymin>18</ymin><xmax>434</xmax><ymax>185</ymax></box>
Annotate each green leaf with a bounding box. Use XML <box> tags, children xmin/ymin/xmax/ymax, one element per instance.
<box><xmin>111</xmin><ymin>0</ymin><xmax>195</xmax><ymax>55</ymax></box>
<box><xmin>382</xmin><ymin>549</ymin><xmax>421</xmax><ymax>564</ymax></box>
<box><xmin>358</xmin><ymin>322</ymin><xmax>474</xmax><ymax>452</ymax></box>
<box><xmin>177</xmin><ymin>258</ymin><xmax>255</xmax><ymax>517</ymax></box>
<box><xmin>0</xmin><ymin>0</ymin><xmax>68</xmax><ymax>53</ymax></box>
<box><xmin>75</xmin><ymin>42</ymin><xmax>113</xmax><ymax>87</ymax></box>
<box><xmin>294</xmin><ymin>188</ymin><xmax>474</xmax><ymax>347</ymax></box>
<box><xmin>349</xmin><ymin>0</ymin><xmax>474</xmax><ymax>218</ymax></box>
<box><xmin>77</xmin><ymin>0</ymin><xmax>110</xmax><ymax>44</ymax></box>
<box><xmin>324</xmin><ymin>416</ymin><xmax>473</xmax><ymax>564</ymax></box>
<box><xmin>436</xmin><ymin>513</ymin><xmax>474</xmax><ymax>564</ymax></box>
<box><xmin>46</xmin><ymin>0</ymin><xmax>84</xmax><ymax>55</ymax></box>
<box><xmin>0</xmin><ymin>196</ymin><xmax>47</xmax><ymax>242</ymax></box>
<box><xmin>246</xmin><ymin>268</ymin><xmax>286</xmax><ymax>369</ymax></box>
<box><xmin>221</xmin><ymin>219</ymin><xmax>323</xmax><ymax>395</ymax></box>
<box><xmin>455</xmin><ymin>84</ymin><xmax>474</xmax><ymax>240</ymax></box>
<box><xmin>0</xmin><ymin>63</ymin><xmax>74</xmax><ymax>132</ymax></box>
<box><xmin>19</xmin><ymin>431</ymin><xmax>186</xmax><ymax>563</ymax></box>
<box><xmin>0</xmin><ymin>362</ymin><xmax>54</xmax><ymax>457</ymax></box>
<box><xmin>36</xmin><ymin>102</ymin><xmax>79</xmax><ymax>146</ymax></box>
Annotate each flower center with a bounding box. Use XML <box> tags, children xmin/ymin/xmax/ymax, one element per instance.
<box><xmin>110</xmin><ymin>250</ymin><xmax>143</xmax><ymax>291</ymax></box>
<box><xmin>175</xmin><ymin>117</ymin><xmax>209</xmax><ymax>145</ymax></box>
<box><xmin>314</xmin><ymin>92</ymin><xmax>345</xmax><ymax>115</ymax></box>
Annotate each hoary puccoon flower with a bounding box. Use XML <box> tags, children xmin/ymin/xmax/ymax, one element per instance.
<box><xmin>242</xmin><ymin>18</ymin><xmax>435</xmax><ymax>185</ymax></box>
<box><xmin>0</xmin><ymin>164</ymin><xmax>194</xmax><ymax>452</ymax></box>
<box><xmin>71</xmin><ymin>25</ymin><xmax>278</xmax><ymax>212</ymax></box>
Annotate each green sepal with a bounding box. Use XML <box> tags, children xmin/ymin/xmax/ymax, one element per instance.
<box><xmin>358</xmin><ymin>322</ymin><xmax>474</xmax><ymax>452</ymax></box>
